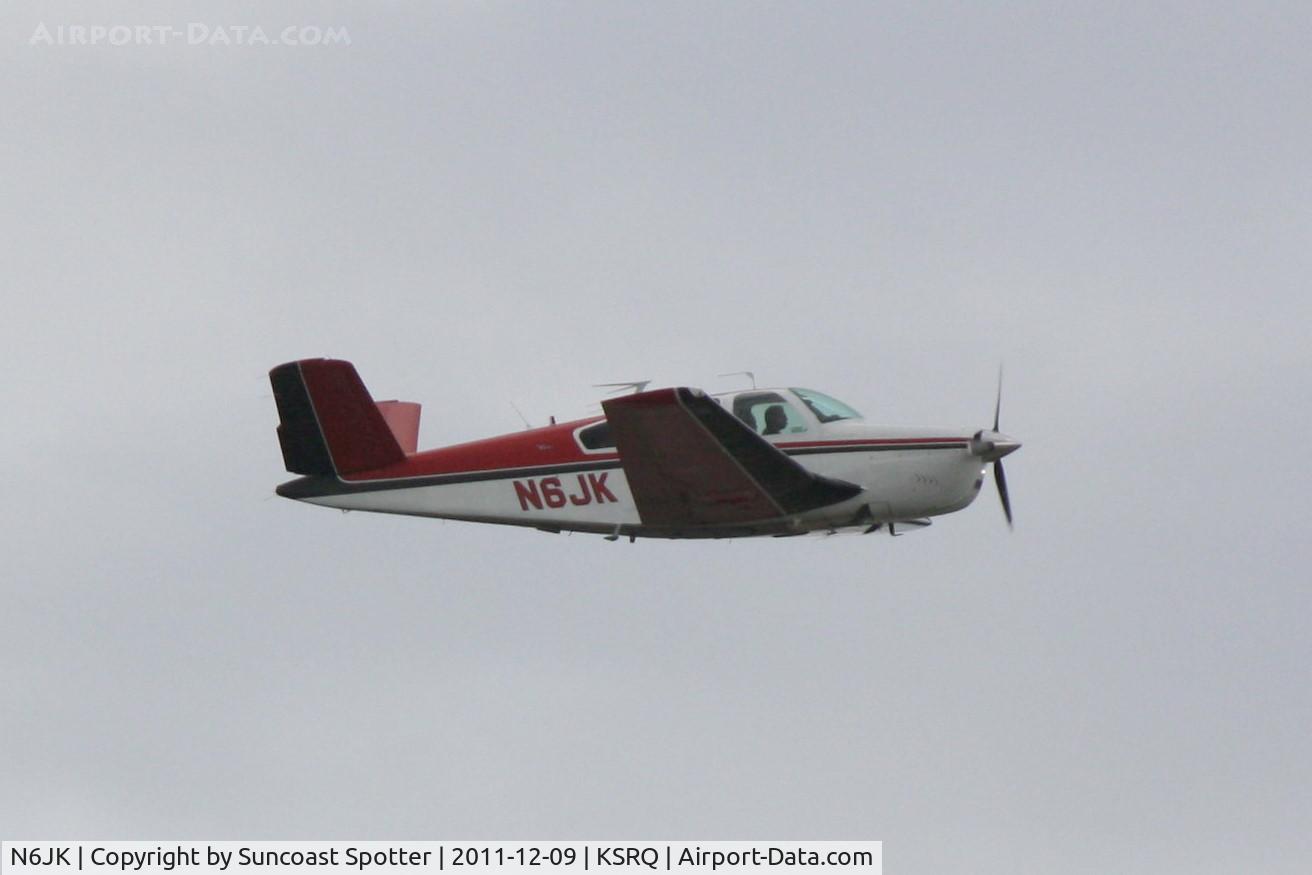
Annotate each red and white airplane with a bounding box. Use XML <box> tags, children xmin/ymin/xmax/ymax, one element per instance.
<box><xmin>270</xmin><ymin>359</ymin><xmax>1020</xmax><ymax>540</ymax></box>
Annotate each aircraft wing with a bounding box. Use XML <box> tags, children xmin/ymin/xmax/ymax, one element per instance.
<box><xmin>603</xmin><ymin>387</ymin><xmax>863</xmax><ymax>528</ymax></box>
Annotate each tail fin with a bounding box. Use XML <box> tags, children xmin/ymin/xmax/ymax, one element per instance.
<box><xmin>270</xmin><ymin>359</ymin><xmax>406</xmax><ymax>476</ymax></box>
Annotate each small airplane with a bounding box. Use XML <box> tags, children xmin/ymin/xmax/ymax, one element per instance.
<box><xmin>270</xmin><ymin>359</ymin><xmax>1021</xmax><ymax>540</ymax></box>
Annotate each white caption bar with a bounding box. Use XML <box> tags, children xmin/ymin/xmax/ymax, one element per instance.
<box><xmin>2</xmin><ymin>843</ymin><xmax>880</xmax><ymax>875</ymax></box>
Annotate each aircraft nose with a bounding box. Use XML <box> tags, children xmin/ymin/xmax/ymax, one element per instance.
<box><xmin>970</xmin><ymin>430</ymin><xmax>1022</xmax><ymax>462</ymax></box>
<box><xmin>992</xmin><ymin>434</ymin><xmax>1021</xmax><ymax>460</ymax></box>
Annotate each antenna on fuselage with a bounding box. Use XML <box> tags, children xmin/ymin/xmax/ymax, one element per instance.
<box><xmin>718</xmin><ymin>371</ymin><xmax>757</xmax><ymax>389</ymax></box>
<box><xmin>509</xmin><ymin>401</ymin><xmax>532</xmax><ymax>430</ymax></box>
<box><xmin>593</xmin><ymin>380</ymin><xmax>651</xmax><ymax>396</ymax></box>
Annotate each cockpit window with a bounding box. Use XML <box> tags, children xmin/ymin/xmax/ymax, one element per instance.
<box><xmin>791</xmin><ymin>388</ymin><xmax>863</xmax><ymax>423</ymax></box>
<box><xmin>732</xmin><ymin>392</ymin><xmax>809</xmax><ymax>436</ymax></box>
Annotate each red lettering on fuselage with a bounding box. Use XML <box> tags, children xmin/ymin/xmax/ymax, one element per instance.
<box><xmin>514</xmin><ymin>479</ymin><xmax>542</xmax><ymax>510</ymax></box>
<box><xmin>587</xmin><ymin>472</ymin><xmax>616</xmax><ymax>503</ymax></box>
<box><xmin>568</xmin><ymin>474</ymin><xmax>591</xmax><ymax>505</ymax></box>
<box><xmin>541</xmin><ymin>477</ymin><xmax>567</xmax><ymax>508</ymax></box>
<box><xmin>512</xmin><ymin>472</ymin><xmax>617</xmax><ymax>511</ymax></box>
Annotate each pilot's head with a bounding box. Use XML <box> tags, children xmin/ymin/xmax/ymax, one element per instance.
<box><xmin>763</xmin><ymin>405</ymin><xmax>787</xmax><ymax>435</ymax></box>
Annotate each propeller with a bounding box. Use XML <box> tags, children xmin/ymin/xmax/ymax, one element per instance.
<box><xmin>994</xmin><ymin>453</ymin><xmax>1013</xmax><ymax>528</ymax></box>
<box><xmin>970</xmin><ymin>368</ymin><xmax>1020</xmax><ymax>529</ymax></box>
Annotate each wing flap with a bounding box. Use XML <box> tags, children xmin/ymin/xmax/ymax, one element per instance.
<box><xmin>603</xmin><ymin>388</ymin><xmax>861</xmax><ymax>527</ymax></box>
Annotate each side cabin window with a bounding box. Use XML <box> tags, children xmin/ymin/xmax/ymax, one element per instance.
<box><xmin>732</xmin><ymin>392</ymin><xmax>809</xmax><ymax>436</ymax></box>
<box><xmin>576</xmin><ymin>420</ymin><xmax>615</xmax><ymax>450</ymax></box>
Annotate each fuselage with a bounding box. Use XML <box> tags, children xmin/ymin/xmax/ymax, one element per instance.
<box><xmin>277</xmin><ymin>387</ymin><xmax>988</xmax><ymax>539</ymax></box>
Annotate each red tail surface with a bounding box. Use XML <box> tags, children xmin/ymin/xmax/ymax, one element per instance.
<box><xmin>270</xmin><ymin>359</ymin><xmax>406</xmax><ymax>476</ymax></box>
<box><xmin>375</xmin><ymin>401</ymin><xmax>422</xmax><ymax>455</ymax></box>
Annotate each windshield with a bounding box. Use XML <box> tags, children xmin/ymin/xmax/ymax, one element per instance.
<box><xmin>791</xmin><ymin>388</ymin><xmax>863</xmax><ymax>423</ymax></box>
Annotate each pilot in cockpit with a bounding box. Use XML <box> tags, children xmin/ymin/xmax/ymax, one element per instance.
<box><xmin>762</xmin><ymin>405</ymin><xmax>788</xmax><ymax>436</ymax></box>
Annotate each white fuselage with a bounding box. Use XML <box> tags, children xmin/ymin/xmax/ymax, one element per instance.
<box><xmin>293</xmin><ymin>388</ymin><xmax>988</xmax><ymax>538</ymax></box>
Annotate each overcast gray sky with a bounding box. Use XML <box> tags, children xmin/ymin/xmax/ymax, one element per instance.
<box><xmin>3</xmin><ymin>2</ymin><xmax>1309</xmax><ymax>872</ymax></box>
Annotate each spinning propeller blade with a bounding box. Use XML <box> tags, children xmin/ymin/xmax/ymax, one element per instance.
<box><xmin>970</xmin><ymin>367</ymin><xmax>1019</xmax><ymax>529</ymax></box>
<box><xmin>994</xmin><ymin>366</ymin><xmax>1010</xmax><ymax>527</ymax></box>
<box><xmin>995</xmin><ymin>458</ymin><xmax>1013</xmax><ymax>529</ymax></box>
<box><xmin>993</xmin><ymin>365</ymin><xmax>1003</xmax><ymax>432</ymax></box>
